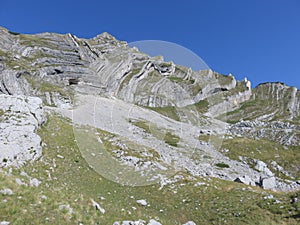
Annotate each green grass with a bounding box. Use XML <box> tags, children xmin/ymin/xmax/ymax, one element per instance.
<box><xmin>167</xmin><ymin>76</ymin><xmax>195</xmax><ymax>88</ymax></box>
<box><xmin>145</xmin><ymin>99</ymin><xmax>209</xmax><ymax>126</ymax></box>
<box><xmin>146</xmin><ymin>106</ymin><xmax>180</xmax><ymax>121</ymax></box>
<box><xmin>0</xmin><ymin>109</ymin><xmax>6</xmax><ymax>123</ymax></box>
<box><xmin>130</xmin><ymin>120</ymin><xmax>152</xmax><ymax>134</ymax></box>
<box><xmin>0</xmin><ymin>114</ymin><xmax>299</xmax><ymax>224</ymax></box>
<box><xmin>119</xmin><ymin>68</ymin><xmax>140</xmax><ymax>90</ymax></box>
<box><xmin>0</xmin><ymin>49</ymin><xmax>32</xmax><ymax>71</ymax></box>
<box><xmin>167</xmin><ymin>76</ymin><xmax>184</xmax><ymax>83</ymax></box>
<box><xmin>159</xmin><ymin>62</ymin><xmax>172</xmax><ymax>67</ymax></box>
<box><xmin>0</xmin><ymin>49</ymin><xmax>8</xmax><ymax>57</ymax></box>
<box><xmin>192</xmin><ymin>99</ymin><xmax>209</xmax><ymax>114</ymax></box>
<box><xmin>175</xmin><ymin>65</ymin><xmax>188</xmax><ymax>74</ymax></box>
<box><xmin>163</xmin><ymin>132</ymin><xmax>180</xmax><ymax>147</ymax></box>
<box><xmin>18</xmin><ymin>34</ymin><xmax>56</xmax><ymax>49</ymax></box>
<box><xmin>198</xmin><ymin>134</ymin><xmax>210</xmax><ymax>142</ymax></box>
<box><xmin>23</xmin><ymin>75</ymin><xmax>73</xmax><ymax>105</ymax></box>
<box><xmin>215</xmin><ymin>73</ymin><xmax>234</xmax><ymax>86</ymax></box>
<box><xmin>189</xmin><ymin>84</ymin><xmax>202</xmax><ymax>96</ymax></box>
<box><xmin>97</xmin><ymin>121</ymin><xmax>158</xmax><ymax>157</ymax></box>
<box><xmin>239</xmin><ymin>99</ymin><xmax>259</xmax><ymax>110</ymax></box>
<box><xmin>222</xmin><ymin>137</ymin><xmax>300</xmax><ymax>180</ymax></box>
<box><xmin>130</xmin><ymin>119</ymin><xmax>181</xmax><ymax>149</ymax></box>
<box><xmin>215</xmin><ymin>162</ymin><xmax>230</xmax><ymax>168</ymax></box>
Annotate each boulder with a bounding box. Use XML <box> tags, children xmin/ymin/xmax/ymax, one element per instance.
<box><xmin>0</xmin><ymin>221</ymin><xmax>10</xmax><ymax>225</ymax></box>
<box><xmin>182</xmin><ymin>222</ymin><xmax>196</xmax><ymax>225</ymax></box>
<box><xmin>255</xmin><ymin>160</ymin><xmax>274</xmax><ymax>177</ymax></box>
<box><xmin>91</xmin><ymin>199</ymin><xmax>105</xmax><ymax>214</ymax></box>
<box><xmin>234</xmin><ymin>175</ymin><xmax>256</xmax><ymax>186</ymax></box>
<box><xmin>260</xmin><ymin>176</ymin><xmax>276</xmax><ymax>190</ymax></box>
<box><xmin>148</xmin><ymin>219</ymin><xmax>162</xmax><ymax>225</ymax></box>
<box><xmin>0</xmin><ymin>188</ymin><xmax>13</xmax><ymax>195</ymax></box>
<box><xmin>136</xmin><ymin>199</ymin><xmax>147</xmax><ymax>206</ymax></box>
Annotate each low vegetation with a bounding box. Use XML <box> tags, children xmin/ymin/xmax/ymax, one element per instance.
<box><xmin>130</xmin><ymin>120</ymin><xmax>152</xmax><ymax>134</ymax></box>
<box><xmin>167</xmin><ymin>76</ymin><xmax>184</xmax><ymax>83</ymax></box>
<box><xmin>0</xmin><ymin>115</ymin><xmax>299</xmax><ymax>224</ymax></box>
<box><xmin>222</xmin><ymin>137</ymin><xmax>300</xmax><ymax>180</ymax></box>
<box><xmin>192</xmin><ymin>99</ymin><xmax>209</xmax><ymax>113</ymax></box>
<box><xmin>215</xmin><ymin>162</ymin><xmax>230</xmax><ymax>168</ymax></box>
<box><xmin>23</xmin><ymin>75</ymin><xmax>73</xmax><ymax>105</ymax></box>
<box><xmin>18</xmin><ymin>34</ymin><xmax>56</xmax><ymax>49</ymax></box>
<box><xmin>146</xmin><ymin>106</ymin><xmax>180</xmax><ymax>121</ymax></box>
<box><xmin>130</xmin><ymin>119</ymin><xmax>181</xmax><ymax>147</ymax></box>
<box><xmin>214</xmin><ymin>73</ymin><xmax>234</xmax><ymax>86</ymax></box>
<box><xmin>163</xmin><ymin>132</ymin><xmax>180</xmax><ymax>147</ymax></box>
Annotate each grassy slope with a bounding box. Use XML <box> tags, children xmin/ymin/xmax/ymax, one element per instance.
<box><xmin>0</xmin><ymin>115</ymin><xmax>299</xmax><ymax>224</ymax></box>
<box><xmin>222</xmin><ymin>137</ymin><xmax>300</xmax><ymax>180</ymax></box>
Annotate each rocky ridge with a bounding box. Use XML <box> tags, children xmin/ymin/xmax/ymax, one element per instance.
<box><xmin>0</xmin><ymin>26</ymin><xmax>299</xmax><ymax>192</ymax></box>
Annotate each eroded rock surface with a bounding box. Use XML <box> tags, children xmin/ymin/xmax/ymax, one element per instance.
<box><xmin>0</xmin><ymin>26</ymin><xmax>299</xmax><ymax>192</ymax></box>
<box><xmin>0</xmin><ymin>94</ymin><xmax>45</xmax><ymax>167</ymax></box>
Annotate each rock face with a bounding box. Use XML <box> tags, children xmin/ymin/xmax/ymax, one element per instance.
<box><xmin>225</xmin><ymin>82</ymin><xmax>300</xmax><ymax>122</ymax></box>
<box><xmin>229</xmin><ymin>120</ymin><xmax>300</xmax><ymax>146</ymax></box>
<box><xmin>0</xmin><ymin>26</ymin><xmax>251</xmax><ymax>112</ymax></box>
<box><xmin>254</xmin><ymin>83</ymin><xmax>300</xmax><ymax>119</ymax></box>
<box><xmin>0</xmin><ymin>94</ymin><xmax>45</xmax><ymax>167</ymax></box>
<box><xmin>0</xmin><ymin>26</ymin><xmax>299</xmax><ymax>192</ymax></box>
<box><xmin>255</xmin><ymin>160</ymin><xmax>274</xmax><ymax>177</ymax></box>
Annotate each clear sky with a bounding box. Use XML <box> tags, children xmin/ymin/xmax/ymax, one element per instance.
<box><xmin>0</xmin><ymin>0</ymin><xmax>299</xmax><ymax>89</ymax></box>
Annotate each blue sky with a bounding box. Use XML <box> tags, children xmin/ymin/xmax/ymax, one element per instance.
<box><xmin>0</xmin><ymin>0</ymin><xmax>299</xmax><ymax>89</ymax></box>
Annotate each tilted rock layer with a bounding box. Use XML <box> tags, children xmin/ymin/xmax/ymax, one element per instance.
<box><xmin>0</xmin><ymin>26</ymin><xmax>299</xmax><ymax>191</ymax></box>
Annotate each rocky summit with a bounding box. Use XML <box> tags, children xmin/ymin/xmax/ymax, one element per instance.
<box><xmin>0</xmin><ymin>26</ymin><xmax>299</xmax><ymax>224</ymax></box>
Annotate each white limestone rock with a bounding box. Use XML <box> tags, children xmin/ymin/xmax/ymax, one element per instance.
<box><xmin>260</xmin><ymin>176</ymin><xmax>276</xmax><ymax>190</ymax></box>
<box><xmin>29</xmin><ymin>178</ymin><xmax>41</xmax><ymax>187</ymax></box>
<box><xmin>148</xmin><ymin>219</ymin><xmax>162</xmax><ymax>225</ymax></box>
<box><xmin>0</xmin><ymin>221</ymin><xmax>10</xmax><ymax>225</ymax></box>
<box><xmin>234</xmin><ymin>175</ymin><xmax>256</xmax><ymax>186</ymax></box>
<box><xmin>136</xmin><ymin>199</ymin><xmax>147</xmax><ymax>206</ymax></box>
<box><xmin>182</xmin><ymin>221</ymin><xmax>196</xmax><ymax>225</ymax></box>
<box><xmin>0</xmin><ymin>188</ymin><xmax>13</xmax><ymax>195</ymax></box>
<box><xmin>122</xmin><ymin>220</ymin><xmax>145</xmax><ymax>225</ymax></box>
<box><xmin>0</xmin><ymin>94</ymin><xmax>46</xmax><ymax>167</ymax></box>
<box><xmin>91</xmin><ymin>199</ymin><xmax>105</xmax><ymax>214</ymax></box>
<box><xmin>255</xmin><ymin>160</ymin><xmax>274</xmax><ymax>177</ymax></box>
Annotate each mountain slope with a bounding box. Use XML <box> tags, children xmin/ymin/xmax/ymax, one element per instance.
<box><xmin>0</xmin><ymin>26</ymin><xmax>299</xmax><ymax>224</ymax></box>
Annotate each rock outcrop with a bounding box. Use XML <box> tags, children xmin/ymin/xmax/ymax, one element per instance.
<box><xmin>0</xmin><ymin>94</ymin><xmax>45</xmax><ymax>167</ymax></box>
<box><xmin>225</xmin><ymin>82</ymin><xmax>300</xmax><ymax>122</ymax></box>
<box><xmin>0</xmin><ymin>26</ymin><xmax>299</xmax><ymax>192</ymax></box>
<box><xmin>229</xmin><ymin>120</ymin><xmax>300</xmax><ymax>146</ymax></box>
<box><xmin>0</xmin><ymin>26</ymin><xmax>251</xmax><ymax>111</ymax></box>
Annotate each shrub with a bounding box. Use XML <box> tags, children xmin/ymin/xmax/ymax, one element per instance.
<box><xmin>215</xmin><ymin>162</ymin><xmax>230</xmax><ymax>168</ymax></box>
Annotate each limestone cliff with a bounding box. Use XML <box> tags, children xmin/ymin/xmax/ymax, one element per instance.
<box><xmin>0</xmin><ymin>26</ymin><xmax>299</xmax><ymax>192</ymax></box>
